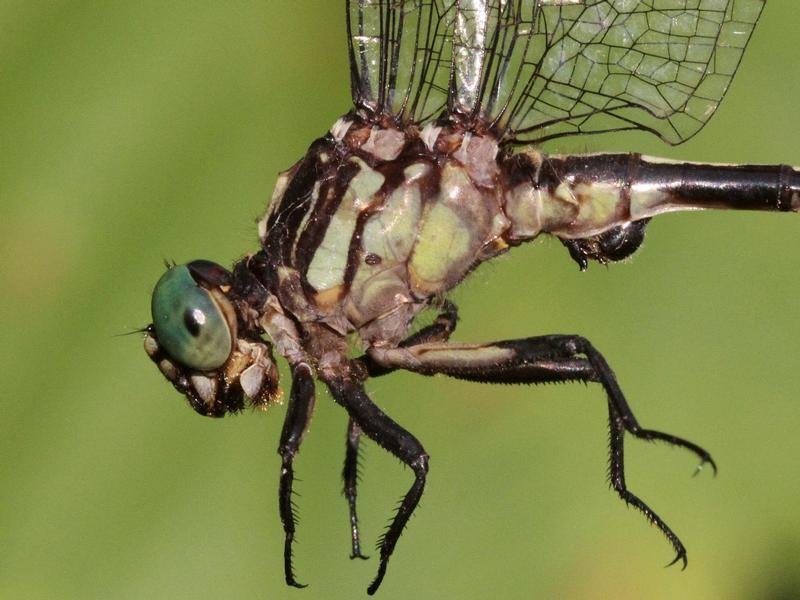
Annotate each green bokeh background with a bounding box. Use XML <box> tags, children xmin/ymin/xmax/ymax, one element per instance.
<box><xmin>2</xmin><ymin>3</ymin><xmax>799</xmax><ymax>599</ymax></box>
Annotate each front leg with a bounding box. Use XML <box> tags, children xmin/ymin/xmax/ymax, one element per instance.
<box><xmin>277</xmin><ymin>362</ymin><xmax>316</xmax><ymax>588</ymax></box>
<box><xmin>367</xmin><ymin>334</ymin><xmax>716</xmax><ymax>568</ymax></box>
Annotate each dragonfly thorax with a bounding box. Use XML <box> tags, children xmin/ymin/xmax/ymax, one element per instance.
<box><xmin>257</xmin><ymin>116</ymin><xmax>513</xmax><ymax>349</ymax></box>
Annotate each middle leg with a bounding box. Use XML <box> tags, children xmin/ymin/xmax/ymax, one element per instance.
<box><xmin>342</xmin><ymin>417</ymin><xmax>369</xmax><ymax>559</ymax></box>
<box><xmin>325</xmin><ymin>374</ymin><xmax>429</xmax><ymax>595</ymax></box>
<box><xmin>341</xmin><ymin>301</ymin><xmax>459</xmax><ymax>560</ymax></box>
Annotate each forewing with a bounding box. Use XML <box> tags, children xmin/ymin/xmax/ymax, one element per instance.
<box><xmin>449</xmin><ymin>0</ymin><xmax>527</xmax><ymax>120</ymax></box>
<box><xmin>347</xmin><ymin>0</ymin><xmax>459</xmax><ymax>125</ymax></box>
<box><xmin>346</xmin><ymin>0</ymin><xmax>534</xmax><ymax>127</ymax></box>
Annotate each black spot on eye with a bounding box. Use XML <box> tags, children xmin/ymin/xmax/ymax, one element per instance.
<box><xmin>183</xmin><ymin>308</ymin><xmax>204</xmax><ymax>337</ymax></box>
<box><xmin>365</xmin><ymin>253</ymin><xmax>382</xmax><ymax>265</ymax></box>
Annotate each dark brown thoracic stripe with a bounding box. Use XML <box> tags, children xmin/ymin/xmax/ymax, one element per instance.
<box><xmin>263</xmin><ymin>136</ymin><xmax>362</xmax><ymax>293</ymax></box>
<box><xmin>293</xmin><ymin>159</ymin><xmax>360</xmax><ymax>280</ymax></box>
<box><xmin>264</xmin><ymin>137</ymin><xmax>333</xmax><ymax>267</ymax></box>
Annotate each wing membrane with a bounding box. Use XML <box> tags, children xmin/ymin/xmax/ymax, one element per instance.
<box><xmin>347</xmin><ymin>0</ymin><xmax>458</xmax><ymax>125</ymax></box>
<box><xmin>346</xmin><ymin>0</ymin><xmax>765</xmax><ymax>145</ymax></box>
<box><xmin>507</xmin><ymin>0</ymin><xmax>765</xmax><ymax>145</ymax></box>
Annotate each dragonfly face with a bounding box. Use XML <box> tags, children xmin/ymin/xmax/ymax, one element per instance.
<box><xmin>145</xmin><ymin>259</ymin><xmax>281</xmax><ymax>417</ymax></box>
<box><xmin>143</xmin><ymin>0</ymin><xmax>797</xmax><ymax>594</ymax></box>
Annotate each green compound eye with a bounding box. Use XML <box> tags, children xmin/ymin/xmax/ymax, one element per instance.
<box><xmin>150</xmin><ymin>264</ymin><xmax>233</xmax><ymax>370</ymax></box>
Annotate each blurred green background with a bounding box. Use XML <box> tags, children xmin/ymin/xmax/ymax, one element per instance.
<box><xmin>1</xmin><ymin>2</ymin><xmax>799</xmax><ymax>599</ymax></box>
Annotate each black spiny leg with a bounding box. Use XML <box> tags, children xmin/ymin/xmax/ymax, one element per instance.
<box><xmin>607</xmin><ymin>402</ymin><xmax>687</xmax><ymax>568</ymax></box>
<box><xmin>340</xmin><ymin>300</ymin><xmax>458</xmax><ymax>561</ymax></box>
<box><xmin>326</xmin><ymin>376</ymin><xmax>428</xmax><ymax>596</ymax></box>
<box><xmin>278</xmin><ymin>362</ymin><xmax>316</xmax><ymax>589</ymax></box>
<box><xmin>343</xmin><ymin>417</ymin><xmax>368</xmax><ymax>559</ymax></box>
<box><xmin>575</xmin><ymin>337</ymin><xmax>716</xmax><ymax>479</ymax></box>
<box><xmin>366</xmin><ymin>334</ymin><xmax>716</xmax><ymax>566</ymax></box>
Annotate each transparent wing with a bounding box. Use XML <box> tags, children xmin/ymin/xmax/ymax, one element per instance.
<box><xmin>347</xmin><ymin>0</ymin><xmax>765</xmax><ymax>145</ymax></box>
<box><xmin>500</xmin><ymin>0</ymin><xmax>766</xmax><ymax>145</ymax></box>
<box><xmin>347</xmin><ymin>0</ymin><xmax>458</xmax><ymax>125</ymax></box>
<box><xmin>346</xmin><ymin>0</ymin><xmax>522</xmax><ymax>126</ymax></box>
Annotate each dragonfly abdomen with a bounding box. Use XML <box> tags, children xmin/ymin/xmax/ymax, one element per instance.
<box><xmin>503</xmin><ymin>151</ymin><xmax>800</xmax><ymax>246</ymax></box>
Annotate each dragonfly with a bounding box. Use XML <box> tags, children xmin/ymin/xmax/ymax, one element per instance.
<box><xmin>144</xmin><ymin>0</ymin><xmax>798</xmax><ymax>594</ymax></box>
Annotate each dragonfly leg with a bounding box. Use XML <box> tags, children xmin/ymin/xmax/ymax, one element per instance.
<box><xmin>325</xmin><ymin>376</ymin><xmax>428</xmax><ymax>596</ymax></box>
<box><xmin>339</xmin><ymin>300</ymin><xmax>458</xmax><ymax>560</ymax></box>
<box><xmin>367</xmin><ymin>334</ymin><xmax>716</xmax><ymax>567</ymax></box>
<box><xmin>277</xmin><ymin>362</ymin><xmax>316</xmax><ymax>589</ymax></box>
<box><xmin>358</xmin><ymin>300</ymin><xmax>459</xmax><ymax>378</ymax></box>
<box><xmin>398</xmin><ymin>300</ymin><xmax>459</xmax><ymax>347</ymax></box>
<box><xmin>607</xmin><ymin>401</ymin><xmax>688</xmax><ymax>568</ymax></box>
<box><xmin>342</xmin><ymin>417</ymin><xmax>369</xmax><ymax>560</ymax></box>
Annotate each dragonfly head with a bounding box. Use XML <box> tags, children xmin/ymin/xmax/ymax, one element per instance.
<box><xmin>144</xmin><ymin>259</ymin><xmax>281</xmax><ymax>417</ymax></box>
